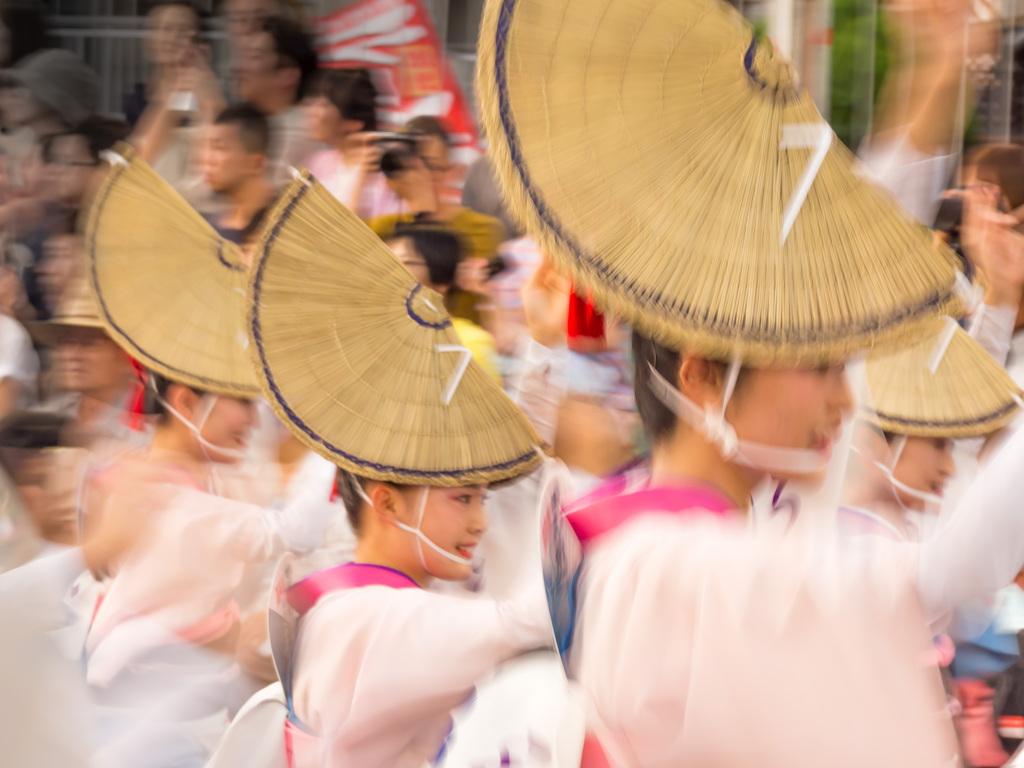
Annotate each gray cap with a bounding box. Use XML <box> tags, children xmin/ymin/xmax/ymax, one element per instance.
<box><xmin>9</xmin><ymin>48</ymin><xmax>99</xmax><ymax>127</ymax></box>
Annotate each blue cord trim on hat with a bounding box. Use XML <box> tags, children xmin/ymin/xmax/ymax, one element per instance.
<box><xmin>406</xmin><ymin>283</ymin><xmax>453</xmax><ymax>330</ymax></box>
<box><xmin>250</xmin><ymin>181</ymin><xmax>536</xmax><ymax>480</ymax></box>
<box><xmin>216</xmin><ymin>242</ymin><xmax>245</xmax><ymax>272</ymax></box>
<box><xmin>743</xmin><ymin>37</ymin><xmax>762</xmax><ymax>88</ymax></box>
<box><xmin>871</xmin><ymin>399</ymin><xmax>1020</xmax><ymax>430</ymax></box>
<box><xmin>87</xmin><ymin>161</ymin><xmax>246</xmax><ymax>392</ymax></box>
<box><xmin>491</xmin><ymin>0</ymin><xmax>953</xmax><ymax>345</ymax></box>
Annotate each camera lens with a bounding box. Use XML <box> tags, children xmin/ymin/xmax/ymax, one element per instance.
<box><xmin>380</xmin><ymin>146</ymin><xmax>412</xmax><ymax>179</ymax></box>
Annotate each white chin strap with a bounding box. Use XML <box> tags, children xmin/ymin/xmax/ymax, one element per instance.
<box><xmin>151</xmin><ymin>382</ymin><xmax>247</xmax><ymax>463</ymax></box>
<box><xmin>647</xmin><ymin>362</ymin><xmax>828</xmax><ymax>476</ymax></box>
<box><xmin>355</xmin><ymin>484</ymin><xmax>471</xmax><ymax>572</ymax></box>
<box><xmin>853</xmin><ymin>434</ymin><xmax>942</xmax><ymax>509</ymax></box>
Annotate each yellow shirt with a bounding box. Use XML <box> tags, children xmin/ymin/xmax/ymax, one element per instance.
<box><xmin>368</xmin><ymin>208</ymin><xmax>504</xmax><ymax>322</ymax></box>
<box><xmin>451</xmin><ymin>318</ymin><xmax>501</xmax><ymax>384</ymax></box>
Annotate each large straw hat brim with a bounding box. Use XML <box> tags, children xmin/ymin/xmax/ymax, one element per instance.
<box><xmin>864</xmin><ymin>318</ymin><xmax>1022</xmax><ymax>438</ymax></box>
<box><xmin>248</xmin><ymin>172</ymin><xmax>543</xmax><ymax>487</ymax></box>
<box><xmin>83</xmin><ymin>144</ymin><xmax>260</xmax><ymax>398</ymax></box>
<box><xmin>477</xmin><ymin>0</ymin><xmax>961</xmax><ymax>367</ymax></box>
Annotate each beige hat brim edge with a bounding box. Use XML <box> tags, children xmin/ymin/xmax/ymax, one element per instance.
<box><xmin>863</xmin><ymin>402</ymin><xmax>1022</xmax><ymax>439</ymax></box>
<box><xmin>83</xmin><ymin>147</ymin><xmax>261</xmax><ymax>400</ymax></box>
<box><xmin>28</xmin><ymin>316</ymin><xmax>108</xmax><ymax>347</ymax></box>
<box><xmin>475</xmin><ymin>0</ymin><xmax>963</xmax><ymax>367</ymax></box>
<box><xmin>246</xmin><ymin>173</ymin><xmax>544</xmax><ymax>488</ymax></box>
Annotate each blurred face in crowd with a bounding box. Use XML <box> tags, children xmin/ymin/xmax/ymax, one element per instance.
<box><xmin>204</xmin><ymin>122</ymin><xmax>264</xmax><ymax>196</ymax></box>
<box><xmin>225</xmin><ymin>0</ymin><xmax>277</xmax><ymax>42</ymax></box>
<box><xmin>891</xmin><ymin>436</ymin><xmax>956</xmax><ymax>511</ymax></box>
<box><xmin>418</xmin><ymin>135</ymin><xmax>452</xmax><ymax>197</ymax></box>
<box><xmin>237</xmin><ymin>30</ymin><xmax>297</xmax><ymax>109</ymax></box>
<box><xmin>37</xmin><ymin>234</ymin><xmax>82</xmax><ymax>313</ymax></box>
<box><xmin>147</xmin><ymin>3</ymin><xmax>199</xmax><ymax>69</ymax></box>
<box><xmin>55</xmin><ymin>326</ymin><xmax>130</xmax><ymax>400</ymax></box>
<box><xmin>13</xmin><ymin>450</ymin><xmax>77</xmax><ymax>546</ymax></box>
<box><xmin>0</xmin><ymin>85</ymin><xmax>47</xmax><ymax>129</ymax></box>
<box><xmin>390</xmin><ymin>236</ymin><xmax>435</xmax><ymax>291</ymax></box>
<box><xmin>308</xmin><ymin>95</ymin><xmax>348</xmax><ymax>146</ymax></box>
<box><xmin>47</xmin><ymin>133</ymin><xmax>97</xmax><ymax>209</ymax></box>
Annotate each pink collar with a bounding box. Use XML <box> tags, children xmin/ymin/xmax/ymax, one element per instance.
<box><xmin>287</xmin><ymin>563</ymin><xmax>419</xmax><ymax>616</ymax></box>
<box><xmin>565</xmin><ymin>482</ymin><xmax>736</xmax><ymax>546</ymax></box>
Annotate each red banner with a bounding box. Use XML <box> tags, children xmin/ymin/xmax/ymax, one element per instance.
<box><xmin>314</xmin><ymin>0</ymin><xmax>480</xmax><ymax>176</ymax></box>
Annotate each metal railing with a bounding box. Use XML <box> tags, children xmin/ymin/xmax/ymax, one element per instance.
<box><xmin>50</xmin><ymin>16</ymin><xmax>230</xmax><ymax>120</ymax></box>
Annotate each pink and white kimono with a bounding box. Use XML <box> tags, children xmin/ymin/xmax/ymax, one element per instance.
<box><xmin>288</xmin><ymin>562</ymin><xmax>551</xmax><ymax>768</ymax></box>
<box><xmin>86</xmin><ymin>464</ymin><xmax>339</xmax><ymax>768</ymax></box>
<box><xmin>566</xmin><ymin>420</ymin><xmax>1024</xmax><ymax>768</ymax></box>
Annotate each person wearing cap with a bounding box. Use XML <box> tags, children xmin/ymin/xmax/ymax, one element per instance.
<box><xmin>82</xmin><ymin>146</ymin><xmax>338</xmax><ymax>768</ymax></box>
<box><xmin>30</xmin><ymin>277</ymin><xmax>138</xmax><ymax>449</ymax></box>
<box><xmin>478</xmin><ymin>0</ymin><xmax>1024</xmax><ymax>764</ymax></box>
<box><xmin>0</xmin><ymin>48</ymin><xmax>99</xmax><ymax>138</ymax></box>
<box><xmin>243</xmin><ymin>171</ymin><xmax>551</xmax><ymax>768</ymax></box>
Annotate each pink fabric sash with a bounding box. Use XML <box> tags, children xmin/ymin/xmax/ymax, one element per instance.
<box><xmin>287</xmin><ymin>562</ymin><xmax>419</xmax><ymax>616</ymax></box>
<box><xmin>565</xmin><ymin>482</ymin><xmax>735</xmax><ymax>545</ymax></box>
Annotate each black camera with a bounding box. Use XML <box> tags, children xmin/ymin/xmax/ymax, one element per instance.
<box><xmin>372</xmin><ymin>132</ymin><xmax>422</xmax><ymax>180</ymax></box>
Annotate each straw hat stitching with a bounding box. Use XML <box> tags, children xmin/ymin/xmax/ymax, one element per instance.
<box><xmin>868</xmin><ymin>401</ymin><xmax>1020</xmax><ymax>431</ymax></box>
<box><xmin>248</xmin><ymin>179</ymin><xmax>539</xmax><ymax>481</ymax></box>
<box><xmin>85</xmin><ymin>156</ymin><xmax>258</xmax><ymax>396</ymax></box>
<box><xmin>488</xmin><ymin>11</ymin><xmax>952</xmax><ymax>344</ymax></box>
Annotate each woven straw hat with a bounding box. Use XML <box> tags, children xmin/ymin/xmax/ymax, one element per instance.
<box><xmin>83</xmin><ymin>144</ymin><xmax>260</xmax><ymax>398</ymax></box>
<box><xmin>864</xmin><ymin>318</ymin><xmax>1021</xmax><ymax>438</ymax></box>
<box><xmin>248</xmin><ymin>172</ymin><xmax>543</xmax><ymax>487</ymax></box>
<box><xmin>29</xmin><ymin>277</ymin><xmax>107</xmax><ymax>346</ymax></box>
<box><xmin>477</xmin><ymin>0</ymin><xmax>961</xmax><ymax>366</ymax></box>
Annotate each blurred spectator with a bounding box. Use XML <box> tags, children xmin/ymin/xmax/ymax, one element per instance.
<box><xmin>0</xmin><ymin>50</ymin><xmax>99</xmax><ymax>215</ymax></box>
<box><xmin>123</xmin><ymin>0</ymin><xmax>203</xmax><ymax>129</ymax></box>
<box><xmin>0</xmin><ymin>1</ymin><xmax>52</xmax><ymax>69</ymax></box>
<box><xmin>461</xmin><ymin>152</ymin><xmax>522</xmax><ymax>242</ymax></box>
<box><xmin>30</xmin><ymin>279</ymin><xmax>136</xmax><ymax>448</ymax></box>
<box><xmin>202</xmin><ymin>103</ymin><xmax>275</xmax><ymax>247</ymax></box>
<box><xmin>367</xmin><ymin>116</ymin><xmax>503</xmax><ymax>323</ymax></box>
<box><xmin>305</xmin><ymin>68</ymin><xmax>401</xmax><ymax>219</ymax></box>
<box><xmin>225</xmin><ymin>0</ymin><xmax>279</xmax><ymax>39</ymax></box>
<box><xmin>964</xmin><ymin>144</ymin><xmax>1024</xmax><ymax>213</ymax></box>
<box><xmin>130</xmin><ymin>6</ymin><xmax>225</xmax><ymax>203</ymax></box>
<box><xmin>35</xmin><ymin>231</ymin><xmax>82</xmax><ymax>318</ymax></box>
<box><xmin>0</xmin><ymin>294</ymin><xmax>37</xmax><ymax>420</ymax></box>
<box><xmin>237</xmin><ymin>15</ymin><xmax>320</xmax><ymax>187</ymax></box>
<box><xmin>43</xmin><ymin>117</ymin><xmax>131</xmax><ymax>216</ymax></box>
<box><xmin>389</xmin><ymin>224</ymin><xmax>500</xmax><ymax>382</ymax></box>
<box><xmin>0</xmin><ymin>50</ymin><xmax>99</xmax><ymax>139</ymax></box>
<box><xmin>0</xmin><ymin>411</ymin><xmax>75</xmax><ymax>549</ymax></box>
<box><xmin>12</xmin><ymin>117</ymin><xmax>127</xmax><ymax>319</ymax></box>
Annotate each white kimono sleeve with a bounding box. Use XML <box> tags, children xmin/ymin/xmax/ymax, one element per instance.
<box><xmin>0</xmin><ymin>549</ymin><xmax>86</xmax><ymax>642</ymax></box>
<box><xmin>918</xmin><ymin>419</ymin><xmax>1024</xmax><ymax>624</ymax></box>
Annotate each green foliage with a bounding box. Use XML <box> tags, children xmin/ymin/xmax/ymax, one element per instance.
<box><xmin>830</xmin><ymin>0</ymin><xmax>890</xmax><ymax>150</ymax></box>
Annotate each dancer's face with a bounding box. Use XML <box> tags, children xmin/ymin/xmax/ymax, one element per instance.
<box><xmin>724</xmin><ymin>363</ymin><xmax>853</xmax><ymax>475</ymax></box>
<box><xmin>195</xmin><ymin>395</ymin><xmax>258</xmax><ymax>461</ymax></box>
<box><xmin>892</xmin><ymin>436</ymin><xmax>955</xmax><ymax>510</ymax></box>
